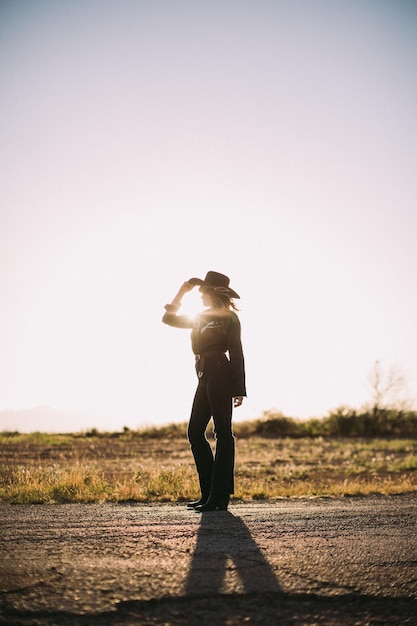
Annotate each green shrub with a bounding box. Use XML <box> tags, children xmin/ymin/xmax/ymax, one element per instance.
<box><xmin>321</xmin><ymin>407</ymin><xmax>417</xmax><ymax>438</ymax></box>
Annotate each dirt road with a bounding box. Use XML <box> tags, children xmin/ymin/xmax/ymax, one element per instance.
<box><xmin>1</xmin><ymin>495</ymin><xmax>416</xmax><ymax>625</ymax></box>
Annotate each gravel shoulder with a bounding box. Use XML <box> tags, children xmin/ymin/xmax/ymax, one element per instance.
<box><xmin>1</xmin><ymin>495</ymin><xmax>416</xmax><ymax>625</ymax></box>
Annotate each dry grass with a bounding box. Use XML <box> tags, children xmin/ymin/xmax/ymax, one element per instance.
<box><xmin>0</xmin><ymin>428</ymin><xmax>416</xmax><ymax>503</ymax></box>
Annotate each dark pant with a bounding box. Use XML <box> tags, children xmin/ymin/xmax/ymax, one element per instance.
<box><xmin>187</xmin><ymin>357</ymin><xmax>235</xmax><ymax>497</ymax></box>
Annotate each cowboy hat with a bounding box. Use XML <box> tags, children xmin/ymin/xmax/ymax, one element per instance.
<box><xmin>188</xmin><ymin>271</ymin><xmax>240</xmax><ymax>299</ymax></box>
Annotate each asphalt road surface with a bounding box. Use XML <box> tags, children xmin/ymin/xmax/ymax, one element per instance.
<box><xmin>1</xmin><ymin>495</ymin><xmax>416</xmax><ymax>625</ymax></box>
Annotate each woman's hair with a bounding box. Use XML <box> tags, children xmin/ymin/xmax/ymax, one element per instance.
<box><xmin>202</xmin><ymin>289</ymin><xmax>239</xmax><ymax>334</ymax></box>
<box><xmin>209</xmin><ymin>291</ymin><xmax>239</xmax><ymax>313</ymax></box>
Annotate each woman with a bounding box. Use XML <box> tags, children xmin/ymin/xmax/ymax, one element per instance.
<box><xmin>162</xmin><ymin>271</ymin><xmax>246</xmax><ymax>512</ymax></box>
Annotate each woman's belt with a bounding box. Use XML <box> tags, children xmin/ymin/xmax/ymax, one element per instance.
<box><xmin>195</xmin><ymin>351</ymin><xmax>228</xmax><ymax>377</ymax></box>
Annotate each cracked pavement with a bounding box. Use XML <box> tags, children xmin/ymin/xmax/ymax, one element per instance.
<box><xmin>1</xmin><ymin>495</ymin><xmax>416</xmax><ymax>624</ymax></box>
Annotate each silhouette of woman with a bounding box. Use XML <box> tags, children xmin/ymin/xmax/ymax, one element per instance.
<box><xmin>162</xmin><ymin>271</ymin><xmax>246</xmax><ymax>512</ymax></box>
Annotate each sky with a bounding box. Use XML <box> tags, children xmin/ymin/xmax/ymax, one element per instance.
<box><xmin>1</xmin><ymin>0</ymin><xmax>417</xmax><ymax>432</ymax></box>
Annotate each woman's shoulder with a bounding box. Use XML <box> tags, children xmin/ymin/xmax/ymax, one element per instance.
<box><xmin>228</xmin><ymin>310</ymin><xmax>240</xmax><ymax>324</ymax></box>
<box><xmin>222</xmin><ymin>311</ymin><xmax>241</xmax><ymax>334</ymax></box>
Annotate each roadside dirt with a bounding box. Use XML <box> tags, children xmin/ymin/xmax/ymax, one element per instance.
<box><xmin>1</xmin><ymin>495</ymin><xmax>416</xmax><ymax>625</ymax></box>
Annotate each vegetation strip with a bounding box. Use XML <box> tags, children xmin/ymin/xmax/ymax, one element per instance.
<box><xmin>1</xmin><ymin>411</ymin><xmax>416</xmax><ymax>504</ymax></box>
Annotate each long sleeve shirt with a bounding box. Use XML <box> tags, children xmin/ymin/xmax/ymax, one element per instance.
<box><xmin>162</xmin><ymin>306</ymin><xmax>246</xmax><ymax>397</ymax></box>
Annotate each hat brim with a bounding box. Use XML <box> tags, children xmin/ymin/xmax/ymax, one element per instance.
<box><xmin>187</xmin><ymin>277</ymin><xmax>240</xmax><ymax>299</ymax></box>
<box><xmin>221</xmin><ymin>287</ymin><xmax>240</xmax><ymax>299</ymax></box>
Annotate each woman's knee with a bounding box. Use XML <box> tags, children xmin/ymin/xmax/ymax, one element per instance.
<box><xmin>187</xmin><ymin>422</ymin><xmax>207</xmax><ymax>445</ymax></box>
<box><xmin>213</xmin><ymin>421</ymin><xmax>234</xmax><ymax>441</ymax></box>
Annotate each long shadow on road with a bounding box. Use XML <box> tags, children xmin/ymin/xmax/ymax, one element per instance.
<box><xmin>184</xmin><ymin>511</ymin><xmax>282</xmax><ymax>596</ymax></box>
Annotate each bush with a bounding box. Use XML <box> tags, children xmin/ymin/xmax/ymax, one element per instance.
<box><xmin>322</xmin><ymin>407</ymin><xmax>417</xmax><ymax>438</ymax></box>
<box><xmin>234</xmin><ymin>407</ymin><xmax>417</xmax><ymax>440</ymax></box>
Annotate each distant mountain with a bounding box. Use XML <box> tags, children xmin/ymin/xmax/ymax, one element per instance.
<box><xmin>0</xmin><ymin>405</ymin><xmax>100</xmax><ymax>433</ymax></box>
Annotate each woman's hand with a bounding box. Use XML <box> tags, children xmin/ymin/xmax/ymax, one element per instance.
<box><xmin>180</xmin><ymin>281</ymin><xmax>195</xmax><ymax>294</ymax></box>
<box><xmin>233</xmin><ymin>396</ymin><xmax>244</xmax><ymax>408</ymax></box>
<box><xmin>166</xmin><ymin>282</ymin><xmax>195</xmax><ymax>311</ymax></box>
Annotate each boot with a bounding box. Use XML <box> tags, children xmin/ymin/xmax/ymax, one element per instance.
<box><xmin>187</xmin><ymin>497</ymin><xmax>208</xmax><ymax>509</ymax></box>
<box><xmin>194</xmin><ymin>494</ymin><xmax>229</xmax><ymax>512</ymax></box>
